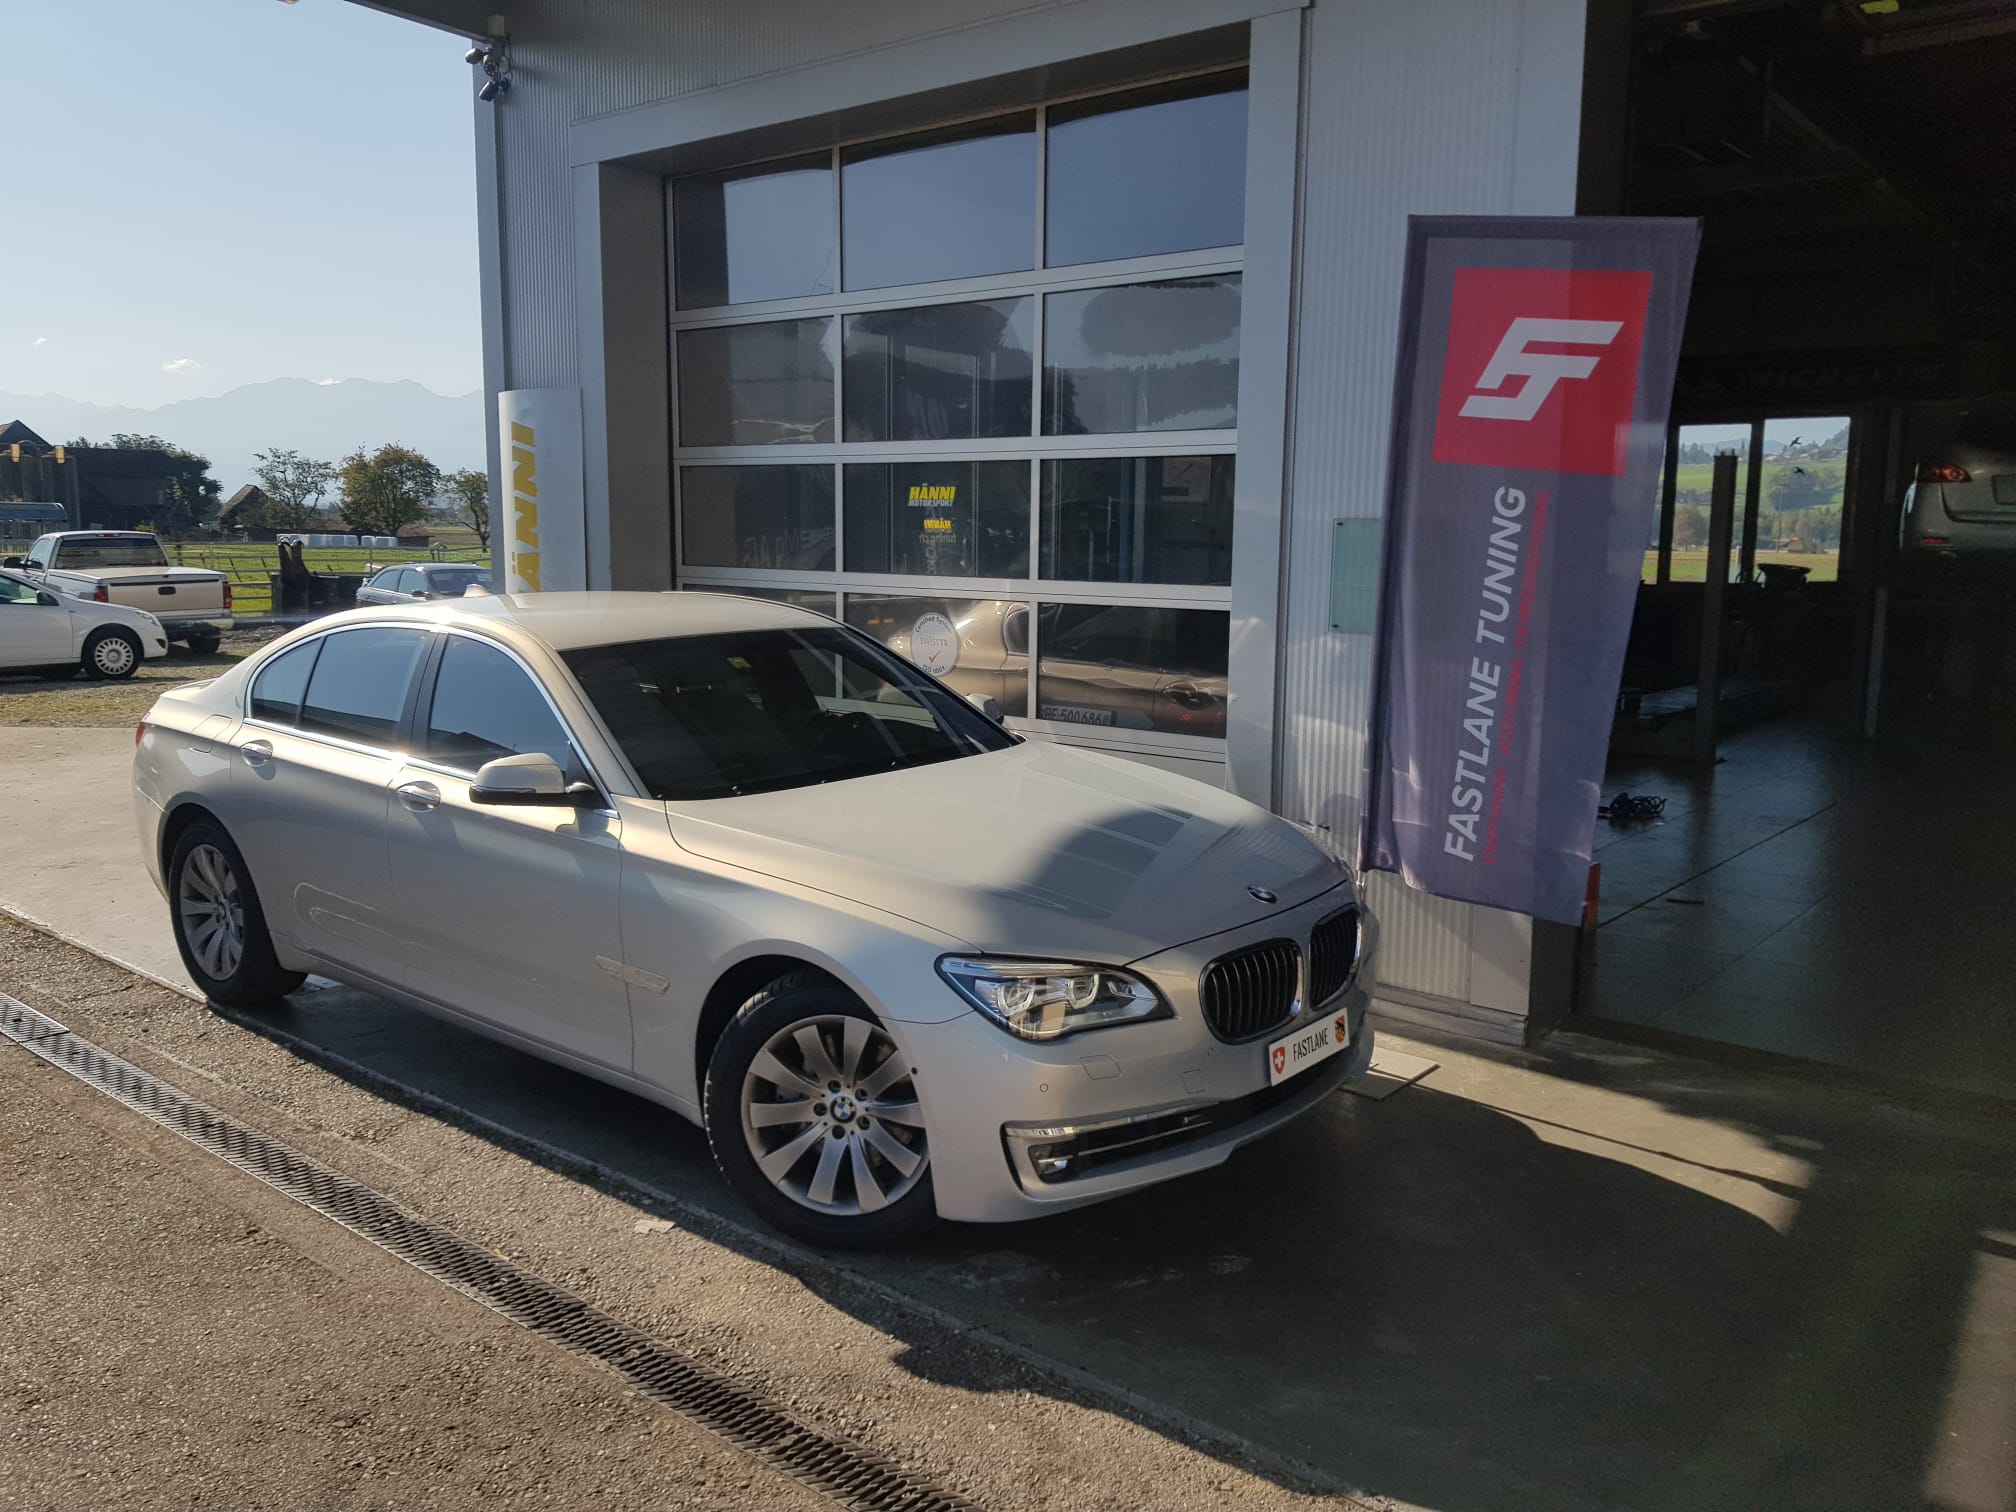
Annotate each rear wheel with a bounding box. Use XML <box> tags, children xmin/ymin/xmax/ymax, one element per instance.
<box><xmin>81</xmin><ymin>627</ymin><xmax>141</xmax><ymax>680</ymax></box>
<box><xmin>704</xmin><ymin>976</ymin><xmax>937</xmax><ymax>1248</ymax></box>
<box><xmin>167</xmin><ymin>820</ymin><xmax>306</xmax><ymax>1007</ymax></box>
<box><xmin>183</xmin><ymin>632</ymin><xmax>222</xmax><ymax>656</ymax></box>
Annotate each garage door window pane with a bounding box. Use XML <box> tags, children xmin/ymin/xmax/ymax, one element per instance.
<box><xmin>299</xmin><ymin>628</ymin><xmax>428</xmax><ymax>745</ymax></box>
<box><xmin>681</xmin><ymin>466</ymin><xmax>835</xmax><ymax>570</ymax></box>
<box><xmin>1044</xmin><ymin>276</ymin><xmax>1241</xmax><ymax>434</ymax></box>
<box><xmin>843</xmin><ymin>298</ymin><xmax>1034</xmax><ymax>441</ymax></box>
<box><xmin>671</xmin><ymin>155</ymin><xmax>836</xmax><ymax>309</ymax></box>
<box><xmin>677</xmin><ymin>319</ymin><xmax>835</xmax><ymax>447</ymax></box>
<box><xmin>1037</xmin><ymin>604</ymin><xmax>1227</xmax><ymax>737</ymax></box>
<box><xmin>844</xmin><ymin>594</ymin><xmax>1029</xmax><ymax>717</ymax></box>
<box><xmin>249</xmin><ymin>639</ymin><xmax>320</xmax><ymax>725</ymax></box>
<box><xmin>1041</xmin><ymin>455</ymin><xmax>1234</xmax><ymax>585</ymax></box>
<box><xmin>842</xmin><ymin>117</ymin><xmax>1036</xmax><ymax>290</ymax></box>
<box><xmin>683</xmin><ymin>584</ymin><xmax>837</xmax><ymax>616</ymax></box>
<box><xmin>1046</xmin><ymin>75</ymin><xmax>1248</xmax><ymax>267</ymax></box>
<box><xmin>425</xmin><ymin>637</ymin><xmax>583</xmax><ymax>781</ymax></box>
<box><xmin>843</xmin><ymin>462</ymin><xmax>1030</xmax><ymax>579</ymax></box>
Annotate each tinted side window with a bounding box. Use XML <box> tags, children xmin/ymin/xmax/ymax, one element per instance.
<box><xmin>425</xmin><ymin>637</ymin><xmax>582</xmax><ymax>781</ymax></box>
<box><xmin>249</xmin><ymin>640</ymin><xmax>321</xmax><ymax>725</ymax></box>
<box><xmin>397</xmin><ymin>568</ymin><xmax>424</xmax><ymax>593</ymax></box>
<box><xmin>299</xmin><ymin>628</ymin><xmax>427</xmax><ymax>744</ymax></box>
<box><xmin>368</xmin><ymin>568</ymin><xmax>399</xmax><ymax>588</ymax></box>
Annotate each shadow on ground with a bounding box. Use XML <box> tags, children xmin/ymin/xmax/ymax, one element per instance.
<box><xmin>227</xmin><ymin>985</ymin><xmax>2016</xmax><ymax>1512</ymax></box>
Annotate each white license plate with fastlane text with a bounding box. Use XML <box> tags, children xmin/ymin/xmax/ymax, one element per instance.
<box><xmin>1266</xmin><ymin>1008</ymin><xmax>1350</xmax><ymax>1086</ymax></box>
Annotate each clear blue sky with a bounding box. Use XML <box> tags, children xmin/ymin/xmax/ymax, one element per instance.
<box><xmin>3</xmin><ymin>0</ymin><xmax>478</xmax><ymax>409</ymax></box>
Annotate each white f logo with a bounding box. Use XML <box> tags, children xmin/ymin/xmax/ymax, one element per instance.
<box><xmin>1459</xmin><ymin>317</ymin><xmax>1623</xmax><ymax>423</ymax></box>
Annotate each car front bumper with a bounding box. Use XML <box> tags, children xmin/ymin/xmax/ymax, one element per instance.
<box><xmin>895</xmin><ymin>885</ymin><xmax>1378</xmax><ymax>1223</ymax></box>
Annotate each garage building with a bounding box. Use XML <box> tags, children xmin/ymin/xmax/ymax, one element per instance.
<box><xmin>354</xmin><ymin>0</ymin><xmax>2016</xmax><ymax>1098</ymax></box>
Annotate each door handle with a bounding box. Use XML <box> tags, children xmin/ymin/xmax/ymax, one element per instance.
<box><xmin>396</xmin><ymin>780</ymin><xmax>441</xmax><ymax>812</ymax></box>
<box><xmin>240</xmin><ymin>739</ymin><xmax>273</xmax><ymax>767</ymax></box>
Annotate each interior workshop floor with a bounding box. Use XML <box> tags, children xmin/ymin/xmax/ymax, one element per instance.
<box><xmin>1578</xmin><ymin>707</ymin><xmax>2016</xmax><ymax>1103</ymax></box>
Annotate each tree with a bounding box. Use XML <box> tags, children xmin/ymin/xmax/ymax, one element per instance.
<box><xmin>252</xmin><ymin>448</ymin><xmax>337</xmax><ymax>531</ymax></box>
<box><xmin>68</xmin><ymin>433</ymin><xmax>222</xmax><ymax>536</ymax></box>
<box><xmin>442</xmin><ymin>467</ymin><xmax>492</xmax><ymax>550</ymax></box>
<box><xmin>1673</xmin><ymin>504</ymin><xmax>1708</xmax><ymax>551</ymax></box>
<box><xmin>338</xmin><ymin>443</ymin><xmax>441</xmax><ymax>538</ymax></box>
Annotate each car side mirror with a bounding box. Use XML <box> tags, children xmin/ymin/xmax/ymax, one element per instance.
<box><xmin>412</xmin><ymin>590</ymin><xmax>432</xmax><ymax>600</ymax></box>
<box><xmin>36</xmin><ymin>592</ymin><xmax>58</xmax><ymax>607</ymax></box>
<box><xmin>469</xmin><ymin>752</ymin><xmax>602</xmax><ymax>807</ymax></box>
<box><xmin>1</xmin><ymin>557</ymin><xmax>25</xmax><ymax>569</ymax></box>
<box><xmin>965</xmin><ymin>692</ymin><xmax>1005</xmax><ymax>723</ymax></box>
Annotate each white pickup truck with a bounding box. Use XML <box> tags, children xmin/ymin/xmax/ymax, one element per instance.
<box><xmin>4</xmin><ymin>531</ymin><xmax>233</xmax><ymax>652</ymax></box>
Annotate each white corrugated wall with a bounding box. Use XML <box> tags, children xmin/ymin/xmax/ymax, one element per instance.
<box><xmin>1276</xmin><ymin>0</ymin><xmax>1584</xmax><ymax>1021</ymax></box>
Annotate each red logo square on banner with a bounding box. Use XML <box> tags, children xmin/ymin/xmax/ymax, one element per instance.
<box><xmin>1431</xmin><ymin>267</ymin><xmax>1654</xmax><ymax>477</ymax></box>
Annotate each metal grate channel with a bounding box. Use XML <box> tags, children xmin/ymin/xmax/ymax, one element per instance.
<box><xmin>1306</xmin><ymin>908</ymin><xmax>1361</xmax><ymax>1008</ymax></box>
<box><xmin>0</xmin><ymin>992</ymin><xmax>976</xmax><ymax>1512</ymax></box>
<box><xmin>1198</xmin><ymin>939</ymin><xmax>1300</xmax><ymax>1043</ymax></box>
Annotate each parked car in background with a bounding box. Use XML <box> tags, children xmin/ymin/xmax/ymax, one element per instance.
<box><xmin>3</xmin><ymin>531</ymin><xmax>232</xmax><ymax>652</ymax></box>
<box><xmin>1</xmin><ymin>567</ymin><xmax>168</xmax><ymax>679</ymax></box>
<box><xmin>134</xmin><ymin>591</ymin><xmax>1374</xmax><ymax>1246</ymax></box>
<box><xmin>1903</xmin><ymin>392</ymin><xmax>2016</xmax><ymax>557</ymax></box>
<box><xmin>356</xmin><ymin>561</ymin><xmax>494</xmax><ymax>605</ymax></box>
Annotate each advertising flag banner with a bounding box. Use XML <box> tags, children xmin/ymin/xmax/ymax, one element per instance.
<box><xmin>498</xmin><ymin>388</ymin><xmax>586</xmax><ymax>594</ymax></box>
<box><xmin>1364</xmin><ymin>217</ymin><xmax>1700</xmax><ymax>924</ymax></box>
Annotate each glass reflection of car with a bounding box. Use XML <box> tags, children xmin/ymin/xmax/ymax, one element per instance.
<box><xmin>1903</xmin><ymin>393</ymin><xmax>2016</xmax><ymax>558</ymax></box>
<box><xmin>357</xmin><ymin>562</ymin><xmax>494</xmax><ymax>605</ymax></box>
<box><xmin>877</xmin><ymin>601</ymin><xmax>1226</xmax><ymax>737</ymax></box>
<box><xmin>134</xmin><ymin>591</ymin><xmax>1373</xmax><ymax>1248</ymax></box>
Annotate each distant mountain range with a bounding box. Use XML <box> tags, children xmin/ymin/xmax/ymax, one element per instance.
<box><xmin>0</xmin><ymin>378</ymin><xmax>485</xmax><ymax>491</ymax></box>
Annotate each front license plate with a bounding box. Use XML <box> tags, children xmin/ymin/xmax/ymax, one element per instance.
<box><xmin>1266</xmin><ymin>1010</ymin><xmax>1350</xmax><ymax>1086</ymax></box>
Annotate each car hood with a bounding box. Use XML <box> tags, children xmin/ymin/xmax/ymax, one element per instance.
<box><xmin>661</xmin><ymin>741</ymin><xmax>1348</xmax><ymax>960</ymax></box>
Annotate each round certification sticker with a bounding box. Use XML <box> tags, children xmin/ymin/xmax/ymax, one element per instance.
<box><xmin>908</xmin><ymin>612</ymin><xmax>959</xmax><ymax>676</ymax></box>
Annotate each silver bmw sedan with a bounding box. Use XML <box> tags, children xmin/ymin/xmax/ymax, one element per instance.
<box><xmin>134</xmin><ymin>591</ymin><xmax>1376</xmax><ymax>1246</ymax></box>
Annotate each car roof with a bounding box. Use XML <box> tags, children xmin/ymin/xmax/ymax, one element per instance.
<box><xmin>343</xmin><ymin>589</ymin><xmax>831</xmax><ymax>651</ymax></box>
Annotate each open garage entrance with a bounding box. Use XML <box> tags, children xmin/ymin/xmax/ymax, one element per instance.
<box><xmin>1570</xmin><ymin>0</ymin><xmax>2016</xmax><ymax>1101</ymax></box>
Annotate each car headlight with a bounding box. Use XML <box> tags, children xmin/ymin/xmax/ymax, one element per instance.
<box><xmin>936</xmin><ymin>957</ymin><xmax>1170</xmax><ymax>1041</ymax></box>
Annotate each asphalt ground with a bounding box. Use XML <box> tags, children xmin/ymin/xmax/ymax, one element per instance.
<box><xmin>0</xmin><ymin>916</ymin><xmax>1346</xmax><ymax>1512</ymax></box>
<box><xmin>5</xmin><ymin>908</ymin><xmax>2014</xmax><ymax>1512</ymax></box>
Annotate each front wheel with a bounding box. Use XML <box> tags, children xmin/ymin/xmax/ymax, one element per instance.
<box><xmin>167</xmin><ymin>820</ymin><xmax>306</xmax><ymax>1008</ymax></box>
<box><xmin>704</xmin><ymin>977</ymin><xmax>937</xmax><ymax>1248</ymax></box>
<box><xmin>81</xmin><ymin>628</ymin><xmax>141</xmax><ymax>680</ymax></box>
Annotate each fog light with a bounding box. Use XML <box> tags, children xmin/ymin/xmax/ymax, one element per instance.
<box><xmin>1030</xmin><ymin>1144</ymin><xmax>1075</xmax><ymax>1179</ymax></box>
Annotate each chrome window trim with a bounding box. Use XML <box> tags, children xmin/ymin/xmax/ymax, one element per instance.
<box><xmin>236</xmin><ymin>622</ymin><xmax>625</xmax><ymax>805</ymax></box>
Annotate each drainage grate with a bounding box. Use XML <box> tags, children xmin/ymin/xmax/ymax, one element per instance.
<box><xmin>0</xmin><ymin>991</ymin><xmax>977</xmax><ymax>1512</ymax></box>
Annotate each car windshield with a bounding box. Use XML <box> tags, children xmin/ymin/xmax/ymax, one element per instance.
<box><xmin>427</xmin><ymin>566</ymin><xmax>491</xmax><ymax>592</ymax></box>
<box><xmin>50</xmin><ymin>537</ymin><xmax>168</xmax><ymax>567</ymax></box>
<box><xmin>562</xmin><ymin>626</ymin><xmax>1013</xmax><ymax>800</ymax></box>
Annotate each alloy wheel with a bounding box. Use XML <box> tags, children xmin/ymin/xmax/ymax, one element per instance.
<box><xmin>177</xmin><ymin>843</ymin><xmax>245</xmax><ymax>981</ymax></box>
<box><xmin>739</xmin><ymin>1014</ymin><xmax>928</xmax><ymax>1215</ymax></box>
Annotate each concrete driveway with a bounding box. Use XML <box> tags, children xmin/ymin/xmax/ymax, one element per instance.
<box><xmin>4</xmin><ymin>726</ymin><xmax>2014</xmax><ymax>1512</ymax></box>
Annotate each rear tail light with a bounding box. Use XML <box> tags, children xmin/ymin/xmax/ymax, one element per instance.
<box><xmin>135</xmin><ymin>720</ymin><xmax>148</xmax><ymax>748</ymax></box>
<box><xmin>222</xmin><ymin>579</ymin><xmax>234</xmax><ymax>611</ymax></box>
<box><xmin>1920</xmin><ymin>535</ymin><xmax>1950</xmax><ymax>547</ymax></box>
<box><xmin>92</xmin><ymin>583</ymin><xmax>108</xmax><ymax>603</ymax></box>
<box><xmin>1917</xmin><ymin>461</ymin><xmax>1972</xmax><ymax>484</ymax></box>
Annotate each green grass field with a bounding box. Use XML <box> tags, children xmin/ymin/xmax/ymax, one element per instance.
<box><xmin>168</xmin><ymin>529</ymin><xmax>489</xmax><ymax>615</ymax></box>
<box><xmin>1643</xmin><ymin>548</ymin><xmax>1840</xmax><ymax>584</ymax></box>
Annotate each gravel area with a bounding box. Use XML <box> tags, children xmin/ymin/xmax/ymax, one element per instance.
<box><xmin>0</xmin><ymin>1044</ymin><xmax>828</xmax><ymax>1512</ymax></box>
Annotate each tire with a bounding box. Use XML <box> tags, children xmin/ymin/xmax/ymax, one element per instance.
<box><xmin>166</xmin><ymin>819</ymin><xmax>307</xmax><ymax>1008</ymax></box>
<box><xmin>183</xmin><ymin>632</ymin><xmax>222</xmax><ymax>656</ymax></box>
<box><xmin>81</xmin><ymin>627</ymin><xmax>141</xmax><ymax>681</ymax></box>
<box><xmin>704</xmin><ymin>974</ymin><xmax>938</xmax><ymax>1248</ymax></box>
